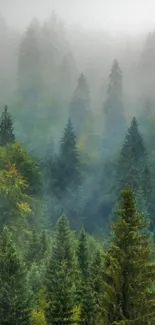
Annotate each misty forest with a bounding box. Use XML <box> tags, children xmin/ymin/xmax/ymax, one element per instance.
<box><xmin>1</xmin><ymin>7</ymin><xmax>155</xmax><ymax>325</ymax></box>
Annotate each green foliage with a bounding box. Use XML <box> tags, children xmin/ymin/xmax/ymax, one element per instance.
<box><xmin>49</xmin><ymin>118</ymin><xmax>81</xmax><ymax>197</ymax></box>
<box><xmin>4</xmin><ymin>142</ymin><xmax>42</xmax><ymax>196</ymax></box>
<box><xmin>77</xmin><ymin>227</ymin><xmax>89</xmax><ymax>279</ymax></box>
<box><xmin>0</xmin><ymin>105</ymin><xmax>15</xmax><ymax>146</ymax></box>
<box><xmin>30</xmin><ymin>289</ymin><xmax>48</xmax><ymax>325</ymax></box>
<box><xmin>77</xmin><ymin>227</ymin><xmax>95</xmax><ymax>325</ymax></box>
<box><xmin>103</xmin><ymin>185</ymin><xmax>155</xmax><ymax>325</ymax></box>
<box><xmin>116</xmin><ymin>117</ymin><xmax>152</xmax><ymax>219</ymax></box>
<box><xmin>89</xmin><ymin>249</ymin><xmax>104</xmax><ymax>324</ymax></box>
<box><xmin>27</xmin><ymin>263</ymin><xmax>45</xmax><ymax>307</ymax></box>
<box><xmin>116</xmin><ymin>117</ymin><xmax>147</xmax><ymax>191</ymax></box>
<box><xmin>26</xmin><ymin>230</ymin><xmax>49</xmax><ymax>265</ymax></box>
<box><xmin>45</xmin><ymin>215</ymin><xmax>77</xmax><ymax>325</ymax></box>
<box><xmin>0</xmin><ymin>226</ymin><xmax>29</xmax><ymax>325</ymax></box>
<box><xmin>26</xmin><ymin>230</ymin><xmax>42</xmax><ymax>264</ymax></box>
<box><xmin>0</xmin><ymin>163</ymin><xmax>31</xmax><ymax>235</ymax></box>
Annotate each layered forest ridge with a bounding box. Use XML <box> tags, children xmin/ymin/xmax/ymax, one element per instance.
<box><xmin>0</xmin><ymin>9</ymin><xmax>155</xmax><ymax>325</ymax></box>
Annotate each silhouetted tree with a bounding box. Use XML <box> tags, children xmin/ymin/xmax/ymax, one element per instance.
<box><xmin>0</xmin><ymin>105</ymin><xmax>15</xmax><ymax>146</ymax></box>
<box><xmin>70</xmin><ymin>73</ymin><xmax>91</xmax><ymax>138</ymax></box>
<box><xmin>103</xmin><ymin>59</ymin><xmax>126</xmax><ymax>153</ymax></box>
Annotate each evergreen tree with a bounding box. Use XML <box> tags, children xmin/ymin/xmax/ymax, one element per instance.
<box><xmin>18</xmin><ymin>21</ymin><xmax>42</xmax><ymax>108</ymax></box>
<box><xmin>77</xmin><ymin>227</ymin><xmax>89</xmax><ymax>279</ymax></box>
<box><xmin>51</xmin><ymin>118</ymin><xmax>81</xmax><ymax>197</ymax></box>
<box><xmin>39</xmin><ymin>230</ymin><xmax>48</xmax><ymax>260</ymax></box>
<box><xmin>116</xmin><ymin>117</ymin><xmax>151</xmax><ymax>206</ymax></box>
<box><xmin>77</xmin><ymin>227</ymin><xmax>94</xmax><ymax>325</ymax></box>
<box><xmin>0</xmin><ymin>226</ymin><xmax>29</xmax><ymax>325</ymax></box>
<box><xmin>70</xmin><ymin>73</ymin><xmax>91</xmax><ymax>138</ymax></box>
<box><xmin>45</xmin><ymin>215</ymin><xmax>76</xmax><ymax>325</ymax></box>
<box><xmin>103</xmin><ymin>59</ymin><xmax>126</xmax><ymax>153</ymax></box>
<box><xmin>0</xmin><ymin>105</ymin><xmax>15</xmax><ymax>146</ymax></box>
<box><xmin>26</xmin><ymin>230</ymin><xmax>42</xmax><ymax>265</ymax></box>
<box><xmin>89</xmin><ymin>249</ymin><xmax>104</xmax><ymax>325</ymax></box>
<box><xmin>103</xmin><ymin>185</ymin><xmax>155</xmax><ymax>325</ymax></box>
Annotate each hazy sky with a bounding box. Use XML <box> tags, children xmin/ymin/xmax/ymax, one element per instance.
<box><xmin>1</xmin><ymin>0</ymin><xmax>155</xmax><ymax>34</ymax></box>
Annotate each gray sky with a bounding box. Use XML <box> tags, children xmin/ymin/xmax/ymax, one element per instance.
<box><xmin>1</xmin><ymin>0</ymin><xmax>155</xmax><ymax>34</ymax></box>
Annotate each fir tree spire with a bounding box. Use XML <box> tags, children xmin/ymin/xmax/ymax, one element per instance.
<box><xmin>116</xmin><ymin>117</ymin><xmax>151</xmax><ymax>205</ymax></box>
<box><xmin>53</xmin><ymin>118</ymin><xmax>81</xmax><ymax>195</ymax></box>
<box><xmin>103</xmin><ymin>59</ymin><xmax>126</xmax><ymax>153</ymax></box>
<box><xmin>0</xmin><ymin>105</ymin><xmax>15</xmax><ymax>146</ymax></box>
<box><xmin>77</xmin><ymin>227</ymin><xmax>89</xmax><ymax>279</ymax></box>
<box><xmin>0</xmin><ymin>226</ymin><xmax>29</xmax><ymax>324</ymax></box>
<box><xmin>70</xmin><ymin>73</ymin><xmax>90</xmax><ymax>138</ymax></box>
<box><xmin>103</xmin><ymin>185</ymin><xmax>155</xmax><ymax>324</ymax></box>
<box><xmin>45</xmin><ymin>215</ymin><xmax>76</xmax><ymax>325</ymax></box>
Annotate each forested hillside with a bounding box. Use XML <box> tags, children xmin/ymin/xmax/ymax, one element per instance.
<box><xmin>1</xmin><ymin>9</ymin><xmax>155</xmax><ymax>325</ymax></box>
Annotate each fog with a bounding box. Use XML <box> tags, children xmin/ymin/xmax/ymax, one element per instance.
<box><xmin>0</xmin><ymin>0</ymin><xmax>155</xmax><ymax>234</ymax></box>
<box><xmin>1</xmin><ymin>0</ymin><xmax>155</xmax><ymax>34</ymax></box>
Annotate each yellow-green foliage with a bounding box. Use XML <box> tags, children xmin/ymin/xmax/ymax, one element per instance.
<box><xmin>0</xmin><ymin>162</ymin><xmax>31</xmax><ymax>233</ymax></box>
<box><xmin>30</xmin><ymin>309</ymin><xmax>47</xmax><ymax>325</ymax></box>
<box><xmin>73</xmin><ymin>306</ymin><xmax>80</xmax><ymax>325</ymax></box>
<box><xmin>0</xmin><ymin>142</ymin><xmax>41</xmax><ymax>196</ymax></box>
<box><xmin>30</xmin><ymin>289</ymin><xmax>49</xmax><ymax>325</ymax></box>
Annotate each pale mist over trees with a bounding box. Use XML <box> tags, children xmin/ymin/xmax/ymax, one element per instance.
<box><xmin>1</xmin><ymin>2</ymin><xmax>155</xmax><ymax>324</ymax></box>
<box><xmin>0</xmin><ymin>0</ymin><xmax>155</xmax><ymax>233</ymax></box>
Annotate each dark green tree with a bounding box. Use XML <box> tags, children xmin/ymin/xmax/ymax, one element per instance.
<box><xmin>103</xmin><ymin>185</ymin><xmax>155</xmax><ymax>325</ymax></box>
<box><xmin>89</xmin><ymin>249</ymin><xmax>104</xmax><ymax>325</ymax></box>
<box><xmin>77</xmin><ymin>227</ymin><xmax>89</xmax><ymax>279</ymax></box>
<box><xmin>51</xmin><ymin>118</ymin><xmax>81</xmax><ymax>197</ymax></box>
<box><xmin>39</xmin><ymin>230</ymin><xmax>48</xmax><ymax>260</ymax></box>
<box><xmin>116</xmin><ymin>117</ymin><xmax>152</xmax><ymax>211</ymax></box>
<box><xmin>70</xmin><ymin>73</ymin><xmax>91</xmax><ymax>138</ymax></box>
<box><xmin>77</xmin><ymin>227</ymin><xmax>94</xmax><ymax>325</ymax></box>
<box><xmin>103</xmin><ymin>59</ymin><xmax>126</xmax><ymax>153</ymax></box>
<box><xmin>0</xmin><ymin>105</ymin><xmax>15</xmax><ymax>146</ymax></box>
<box><xmin>26</xmin><ymin>230</ymin><xmax>42</xmax><ymax>265</ymax></box>
<box><xmin>45</xmin><ymin>215</ymin><xmax>76</xmax><ymax>325</ymax></box>
<box><xmin>0</xmin><ymin>226</ymin><xmax>29</xmax><ymax>325</ymax></box>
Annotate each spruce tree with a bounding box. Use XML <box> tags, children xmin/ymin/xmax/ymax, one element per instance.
<box><xmin>45</xmin><ymin>215</ymin><xmax>76</xmax><ymax>325</ymax></box>
<box><xmin>0</xmin><ymin>105</ymin><xmax>15</xmax><ymax>146</ymax></box>
<box><xmin>103</xmin><ymin>185</ymin><xmax>155</xmax><ymax>325</ymax></box>
<box><xmin>77</xmin><ymin>227</ymin><xmax>89</xmax><ymax>279</ymax></box>
<box><xmin>26</xmin><ymin>230</ymin><xmax>42</xmax><ymax>265</ymax></box>
<box><xmin>103</xmin><ymin>59</ymin><xmax>126</xmax><ymax>153</ymax></box>
<box><xmin>70</xmin><ymin>73</ymin><xmax>91</xmax><ymax>138</ymax></box>
<box><xmin>51</xmin><ymin>118</ymin><xmax>81</xmax><ymax>196</ymax></box>
<box><xmin>77</xmin><ymin>227</ymin><xmax>94</xmax><ymax>325</ymax></box>
<box><xmin>89</xmin><ymin>249</ymin><xmax>104</xmax><ymax>325</ymax></box>
<box><xmin>116</xmin><ymin>117</ymin><xmax>151</xmax><ymax>207</ymax></box>
<box><xmin>0</xmin><ymin>226</ymin><xmax>29</xmax><ymax>325</ymax></box>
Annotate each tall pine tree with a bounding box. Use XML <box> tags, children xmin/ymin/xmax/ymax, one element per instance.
<box><xmin>0</xmin><ymin>105</ymin><xmax>15</xmax><ymax>146</ymax></box>
<box><xmin>103</xmin><ymin>185</ymin><xmax>155</xmax><ymax>325</ymax></box>
<box><xmin>45</xmin><ymin>215</ymin><xmax>76</xmax><ymax>325</ymax></box>
<box><xmin>70</xmin><ymin>73</ymin><xmax>91</xmax><ymax>139</ymax></box>
<box><xmin>103</xmin><ymin>59</ymin><xmax>126</xmax><ymax>153</ymax></box>
<box><xmin>77</xmin><ymin>227</ymin><xmax>89</xmax><ymax>279</ymax></box>
<box><xmin>0</xmin><ymin>226</ymin><xmax>29</xmax><ymax>325</ymax></box>
<box><xmin>89</xmin><ymin>249</ymin><xmax>104</xmax><ymax>325</ymax></box>
<box><xmin>77</xmin><ymin>227</ymin><xmax>95</xmax><ymax>325</ymax></box>
<box><xmin>116</xmin><ymin>117</ymin><xmax>152</xmax><ymax>212</ymax></box>
<box><xmin>51</xmin><ymin>118</ymin><xmax>81</xmax><ymax>197</ymax></box>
